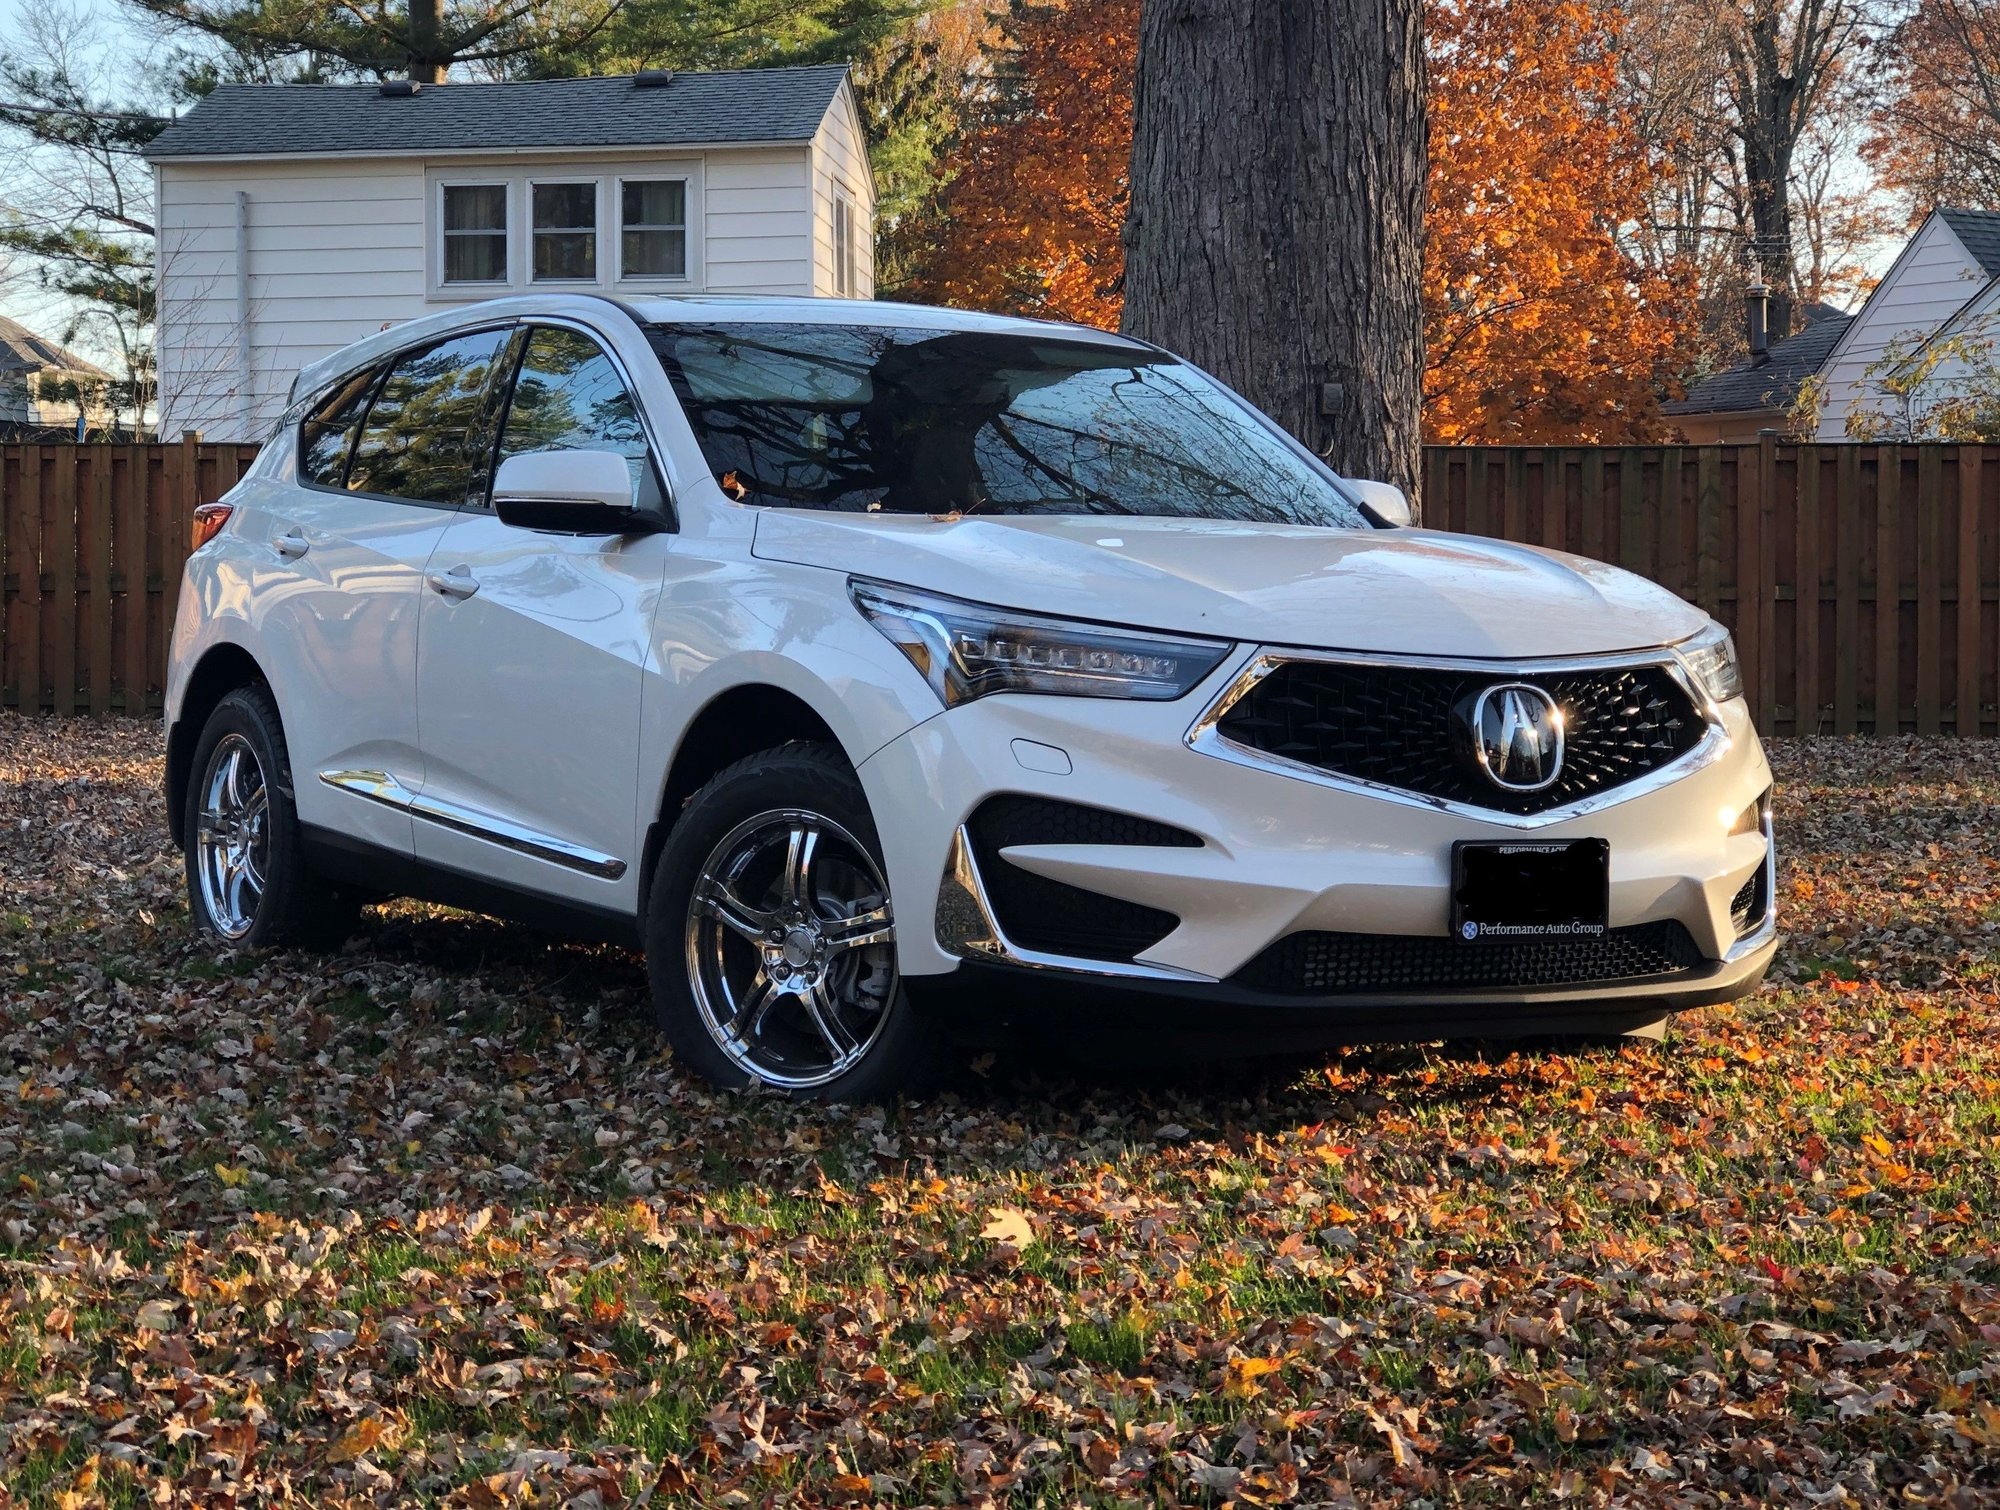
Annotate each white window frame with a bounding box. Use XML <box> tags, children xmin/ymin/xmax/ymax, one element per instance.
<box><xmin>527</xmin><ymin>176</ymin><xmax>602</xmax><ymax>285</ymax></box>
<box><xmin>426</xmin><ymin>161</ymin><xmax>705</xmax><ymax>301</ymax></box>
<box><xmin>617</xmin><ymin>175</ymin><xmax>693</xmax><ymax>284</ymax></box>
<box><xmin>832</xmin><ymin>189</ymin><xmax>855</xmax><ymax>297</ymax></box>
<box><xmin>437</xmin><ymin>179</ymin><xmax>513</xmax><ymax>290</ymax></box>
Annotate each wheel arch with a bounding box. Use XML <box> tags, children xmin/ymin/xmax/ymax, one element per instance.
<box><xmin>637</xmin><ymin>682</ymin><xmax>847</xmax><ymax>919</ymax></box>
<box><xmin>165</xmin><ymin>643</ymin><xmax>270</xmax><ymax>849</ymax></box>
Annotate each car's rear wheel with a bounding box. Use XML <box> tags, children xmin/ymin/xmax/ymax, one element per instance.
<box><xmin>182</xmin><ymin>685</ymin><xmax>360</xmax><ymax>949</ymax></box>
<box><xmin>645</xmin><ymin>743</ymin><xmax>931</xmax><ymax>1099</ymax></box>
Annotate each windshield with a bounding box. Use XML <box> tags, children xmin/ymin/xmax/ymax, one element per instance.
<box><xmin>645</xmin><ymin>322</ymin><xmax>1372</xmax><ymax>529</ymax></box>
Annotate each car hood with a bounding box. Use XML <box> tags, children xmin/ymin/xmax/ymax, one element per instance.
<box><xmin>750</xmin><ymin>512</ymin><xmax>1709</xmax><ymax>658</ymax></box>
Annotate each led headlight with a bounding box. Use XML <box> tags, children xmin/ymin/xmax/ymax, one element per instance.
<box><xmin>851</xmin><ymin>580</ymin><xmax>1232</xmax><ymax>707</ymax></box>
<box><xmin>1676</xmin><ymin>620</ymin><xmax>1744</xmax><ymax>705</ymax></box>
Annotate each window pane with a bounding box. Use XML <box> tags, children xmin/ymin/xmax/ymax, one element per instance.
<box><xmin>622</xmin><ymin>179</ymin><xmax>685</xmax><ymax>228</ymax></box>
<box><xmin>444</xmin><ymin>184</ymin><xmax>506</xmax><ymax>231</ymax></box>
<box><xmin>533</xmin><ymin>231</ymin><xmax>596</xmax><ymax>281</ymax></box>
<box><xmin>532</xmin><ymin>183</ymin><xmax>595</xmax><ymax>230</ymax></box>
<box><xmin>621</xmin><ymin>227</ymin><xmax>686</xmax><ymax>278</ymax></box>
<box><xmin>444</xmin><ymin>233</ymin><xmax>506</xmax><ymax>284</ymax></box>
<box><xmin>347</xmin><ymin>329</ymin><xmax>514</xmax><ymax>504</ymax></box>
<box><xmin>498</xmin><ymin>327</ymin><xmax>655</xmax><ymax>507</ymax></box>
<box><xmin>299</xmin><ymin>366</ymin><xmax>380</xmax><ymax>487</ymax></box>
<box><xmin>644</xmin><ymin>322</ymin><xmax>1371</xmax><ymax>529</ymax></box>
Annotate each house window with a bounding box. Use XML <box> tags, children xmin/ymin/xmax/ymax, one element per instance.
<box><xmin>832</xmin><ymin>192</ymin><xmax>856</xmax><ymax>297</ymax></box>
<box><xmin>442</xmin><ymin>184</ymin><xmax>508</xmax><ymax>284</ymax></box>
<box><xmin>531</xmin><ymin>181</ymin><xmax>597</xmax><ymax>282</ymax></box>
<box><xmin>620</xmin><ymin>179</ymin><xmax>688</xmax><ymax>279</ymax></box>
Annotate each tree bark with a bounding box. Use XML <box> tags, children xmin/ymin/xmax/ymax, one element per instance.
<box><xmin>1120</xmin><ymin>0</ymin><xmax>1427</xmax><ymax>506</ymax></box>
<box><xmin>408</xmin><ymin>0</ymin><xmax>448</xmax><ymax>83</ymax></box>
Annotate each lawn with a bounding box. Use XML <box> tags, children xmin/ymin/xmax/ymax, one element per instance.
<box><xmin>0</xmin><ymin>714</ymin><xmax>1996</xmax><ymax>1508</ymax></box>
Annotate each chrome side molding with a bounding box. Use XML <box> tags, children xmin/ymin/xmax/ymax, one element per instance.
<box><xmin>318</xmin><ymin>769</ymin><xmax>628</xmax><ymax>880</ymax></box>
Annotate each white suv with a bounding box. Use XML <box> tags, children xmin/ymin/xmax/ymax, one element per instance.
<box><xmin>166</xmin><ymin>294</ymin><xmax>1776</xmax><ymax>1097</ymax></box>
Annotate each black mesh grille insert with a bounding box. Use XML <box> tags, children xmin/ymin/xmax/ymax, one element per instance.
<box><xmin>966</xmin><ymin>797</ymin><xmax>1197</xmax><ymax>963</ymax></box>
<box><xmin>1731</xmin><ymin>864</ymin><xmax>1769</xmax><ymax>937</ymax></box>
<box><xmin>1233</xmin><ymin>921</ymin><xmax>1705</xmax><ymax>997</ymax></box>
<box><xmin>1215</xmin><ymin>661</ymin><xmax>1705</xmax><ymax>815</ymax></box>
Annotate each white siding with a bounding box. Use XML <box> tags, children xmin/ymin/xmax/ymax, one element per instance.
<box><xmin>809</xmin><ymin>85</ymin><xmax>875</xmax><ymax>299</ymax></box>
<box><xmin>156</xmin><ymin>157</ymin><xmax>429</xmax><ymax>441</ymax></box>
<box><xmin>1815</xmin><ymin>215</ymin><xmax>1993</xmax><ymax>439</ymax></box>
<box><xmin>156</xmin><ymin>140</ymin><xmax>833</xmax><ymax>441</ymax></box>
<box><xmin>702</xmin><ymin>149</ymin><xmax>815</xmax><ymax>294</ymax></box>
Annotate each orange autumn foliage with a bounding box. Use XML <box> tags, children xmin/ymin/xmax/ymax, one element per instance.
<box><xmin>912</xmin><ymin>0</ymin><xmax>1691</xmax><ymax>443</ymax></box>
<box><xmin>901</xmin><ymin>0</ymin><xmax>1138</xmax><ymax>330</ymax></box>
<box><xmin>1423</xmin><ymin>0</ymin><xmax>1690</xmax><ymax>442</ymax></box>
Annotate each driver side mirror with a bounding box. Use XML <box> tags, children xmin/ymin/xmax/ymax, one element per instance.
<box><xmin>1343</xmin><ymin>477</ymin><xmax>1414</xmax><ymax>527</ymax></box>
<box><xmin>492</xmin><ymin>450</ymin><xmax>653</xmax><ymax>535</ymax></box>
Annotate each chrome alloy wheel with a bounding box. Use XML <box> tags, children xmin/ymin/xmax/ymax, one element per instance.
<box><xmin>685</xmin><ymin>809</ymin><xmax>897</xmax><ymax>1089</ymax></box>
<box><xmin>195</xmin><ymin>733</ymin><xmax>270</xmax><ymax>940</ymax></box>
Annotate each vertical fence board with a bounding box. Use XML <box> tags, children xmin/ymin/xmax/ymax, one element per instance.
<box><xmin>1917</xmin><ymin>445</ymin><xmax>1944</xmax><ymax>734</ymax></box>
<box><xmin>116</xmin><ymin>447</ymin><xmax>147</xmax><ymax>714</ymax></box>
<box><xmin>87</xmin><ymin>447</ymin><xmax>113</xmax><ymax>715</ymax></box>
<box><xmin>1959</xmin><ymin>448</ymin><xmax>1984</xmax><ymax>735</ymax></box>
<box><xmin>1797</xmin><ymin>446</ymin><xmax>1822</xmax><ymax>736</ymax></box>
<box><xmin>47</xmin><ymin>447</ymin><xmax>78</xmax><ymax>716</ymax></box>
<box><xmin>14</xmin><ymin>446</ymin><xmax>43</xmax><ymax>713</ymax></box>
<box><xmin>1836</xmin><ymin>446</ymin><xmax>1861</xmax><ymax>733</ymax></box>
<box><xmin>1875</xmin><ymin>447</ymin><xmax>1902</xmax><ymax>733</ymax></box>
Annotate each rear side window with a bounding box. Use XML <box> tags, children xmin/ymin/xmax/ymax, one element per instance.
<box><xmin>299</xmin><ymin>367</ymin><xmax>381</xmax><ymax>487</ymax></box>
<box><xmin>346</xmin><ymin>328</ymin><xmax>515</xmax><ymax>504</ymax></box>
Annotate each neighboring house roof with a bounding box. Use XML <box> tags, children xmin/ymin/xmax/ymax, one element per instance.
<box><xmin>1663</xmin><ymin>311</ymin><xmax>1854</xmax><ymax>417</ymax></box>
<box><xmin>143</xmin><ymin>67</ymin><xmax>851</xmax><ymax>160</ymax></box>
<box><xmin>1937</xmin><ymin>206</ymin><xmax>2000</xmax><ymax>278</ymax></box>
<box><xmin>0</xmin><ymin>316</ymin><xmax>108</xmax><ymax>378</ymax></box>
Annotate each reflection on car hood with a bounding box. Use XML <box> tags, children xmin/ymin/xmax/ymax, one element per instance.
<box><xmin>751</xmin><ymin>511</ymin><xmax>1710</xmax><ymax>659</ymax></box>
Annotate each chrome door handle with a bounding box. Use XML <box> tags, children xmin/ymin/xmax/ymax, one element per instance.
<box><xmin>273</xmin><ymin>529</ymin><xmax>310</xmax><ymax>559</ymax></box>
<box><xmin>426</xmin><ymin>566</ymin><xmax>480</xmax><ymax>601</ymax></box>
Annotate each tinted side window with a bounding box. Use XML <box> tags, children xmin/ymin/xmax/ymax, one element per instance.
<box><xmin>299</xmin><ymin>367</ymin><xmax>381</xmax><ymax>487</ymax></box>
<box><xmin>347</xmin><ymin>328</ymin><xmax>514</xmax><ymax>504</ymax></box>
<box><xmin>496</xmin><ymin>327</ymin><xmax>659</xmax><ymax>509</ymax></box>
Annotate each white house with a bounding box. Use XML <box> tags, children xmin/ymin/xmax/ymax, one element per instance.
<box><xmin>145</xmin><ymin>66</ymin><xmax>875</xmax><ymax>442</ymax></box>
<box><xmin>1665</xmin><ymin>207</ymin><xmax>2000</xmax><ymax>442</ymax></box>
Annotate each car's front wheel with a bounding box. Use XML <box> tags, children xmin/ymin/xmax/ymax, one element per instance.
<box><xmin>645</xmin><ymin>744</ymin><xmax>931</xmax><ymax>1099</ymax></box>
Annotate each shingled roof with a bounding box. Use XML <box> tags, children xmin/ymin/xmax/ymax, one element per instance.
<box><xmin>1939</xmin><ymin>206</ymin><xmax>2000</xmax><ymax>278</ymax></box>
<box><xmin>1662</xmin><ymin>312</ymin><xmax>1853</xmax><ymax>418</ymax></box>
<box><xmin>0</xmin><ymin>316</ymin><xmax>107</xmax><ymax>378</ymax></box>
<box><xmin>143</xmin><ymin>66</ymin><xmax>849</xmax><ymax>160</ymax></box>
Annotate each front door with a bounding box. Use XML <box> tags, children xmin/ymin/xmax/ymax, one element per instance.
<box><xmin>413</xmin><ymin>324</ymin><xmax>673</xmax><ymax>912</ymax></box>
<box><xmin>271</xmin><ymin>328</ymin><xmax>514</xmax><ymax>858</ymax></box>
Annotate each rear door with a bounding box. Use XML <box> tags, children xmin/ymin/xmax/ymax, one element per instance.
<box><xmin>411</xmin><ymin>322</ymin><xmax>675</xmax><ymax>910</ymax></box>
<box><xmin>271</xmin><ymin>327</ymin><xmax>516</xmax><ymax>857</ymax></box>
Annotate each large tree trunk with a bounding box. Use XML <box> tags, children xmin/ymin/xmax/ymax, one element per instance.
<box><xmin>1121</xmin><ymin>0</ymin><xmax>1427</xmax><ymax>506</ymax></box>
<box><xmin>407</xmin><ymin>0</ymin><xmax>449</xmax><ymax>83</ymax></box>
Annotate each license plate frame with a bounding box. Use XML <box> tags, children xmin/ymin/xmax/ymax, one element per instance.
<box><xmin>1451</xmin><ymin>839</ymin><xmax>1609</xmax><ymax>943</ymax></box>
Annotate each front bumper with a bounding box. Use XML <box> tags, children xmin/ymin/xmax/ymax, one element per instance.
<box><xmin>855</xmin><ymin>648</ymin><xmax>1776</xmax><ymax>1018</ymax></box>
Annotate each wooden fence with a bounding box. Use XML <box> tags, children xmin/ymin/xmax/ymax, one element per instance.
<box><xmin>2</xmin><ymin>441</ymin><xmax>260</xmax><ymax>716</ymax></box>
<box><xmin>1424</xmin><ymin>443</ymin><xmax>1999</xmax><ymax>737</ymax></box>
<box><xmin>0</xmin><ymin>438</ymin><xmax>1997</xmax><ymax>735</ymax></box>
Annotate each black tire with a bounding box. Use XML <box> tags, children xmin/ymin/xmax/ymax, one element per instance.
<box><xmin>182</xmin><ymin>684</ymin><xmax>362</xmax><ymax>950</ymax></box>
<box><xmin>645</xmin><ymin>742</ymin><xmax>934</xmax><ymax>1100</ymax></box>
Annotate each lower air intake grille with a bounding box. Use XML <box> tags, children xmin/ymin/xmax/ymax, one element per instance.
<box><xmin>1214</xmin><ymin>660</ymin><xmax>1706</xmax><ymax>816</ymax></box>
<box><xmin>1233</xmin><ymin>921</ymin><xmax>1706</xmax><ymax>997</ymax></box>
<box><xmin>1731</xmin><ymin>863</ymin><xmax>1769</xmax><ymax>936</ymax></box>
<box><xmin>966</xmin><ymin>797</ymin><xmax>1198</xmax><ymax>963</ymax></box>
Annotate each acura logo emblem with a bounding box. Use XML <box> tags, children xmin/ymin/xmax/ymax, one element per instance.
<box><xmin>1468</xmin><ymin>682</ymin><xmax>1565</xmax><ymax>792</ymax></box>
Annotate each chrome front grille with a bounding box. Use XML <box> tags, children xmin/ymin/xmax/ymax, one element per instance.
<box><xmin>1202</xmin><ymin>656</ymin><xmax>1709</xmax><ymax>817</ymax></box>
